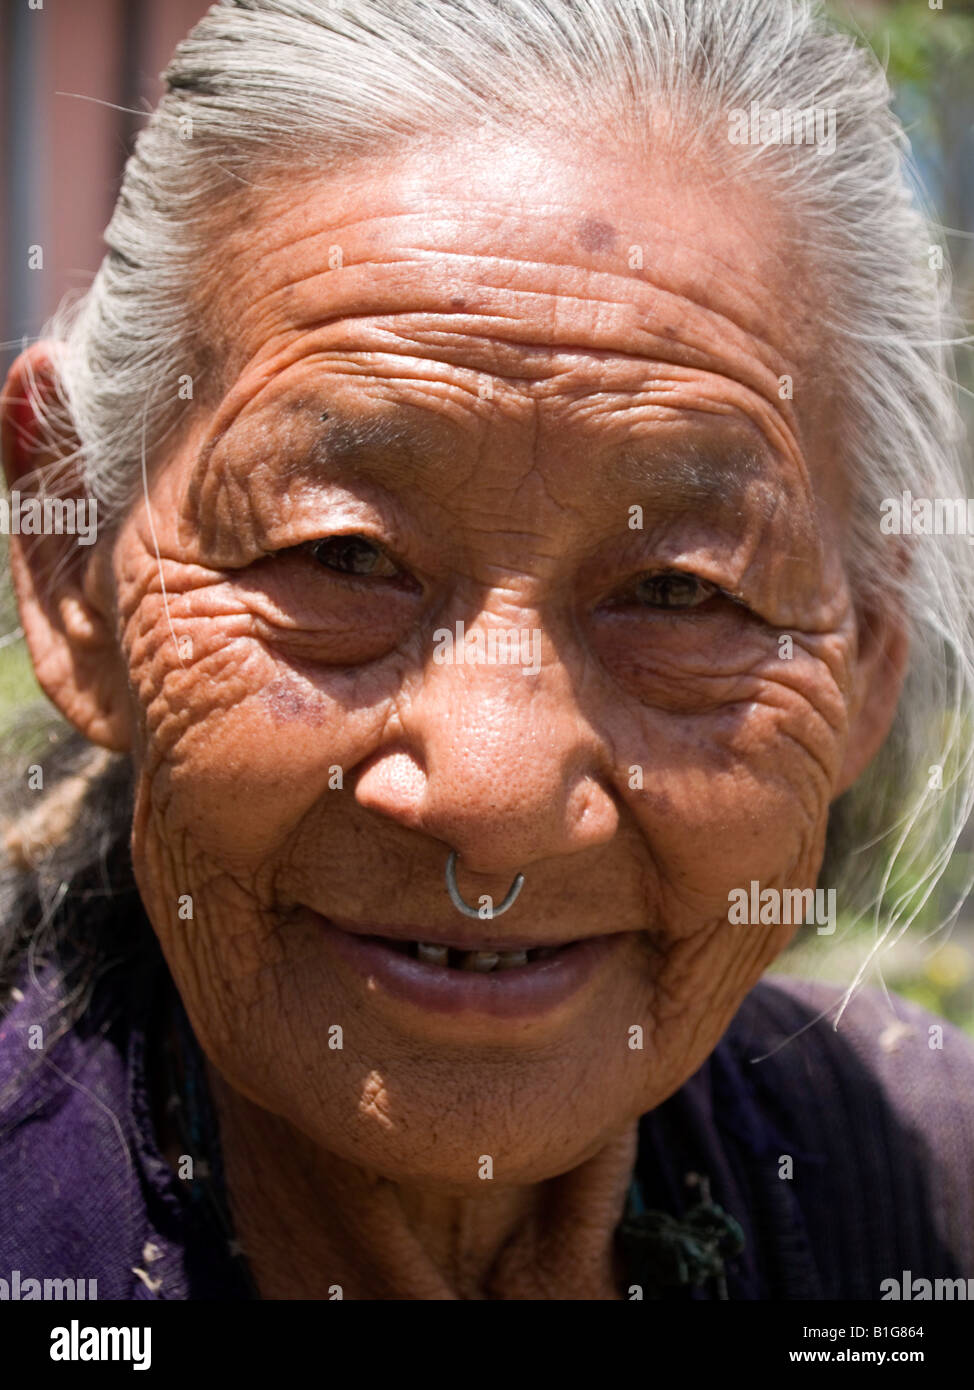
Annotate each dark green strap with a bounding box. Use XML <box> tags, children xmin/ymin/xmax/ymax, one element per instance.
<box><xmin>619</xmin><ymin>1171</ymin><xmax>746</xmax><ymax>1299</ymax></box>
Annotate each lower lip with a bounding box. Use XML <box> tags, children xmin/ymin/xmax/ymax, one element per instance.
<box><xmin>310</xmin><ymin>914</ymin><xmax>625</xmax><ymax>1019</ymax></box>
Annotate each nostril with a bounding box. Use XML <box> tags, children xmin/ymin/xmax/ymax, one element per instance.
<box><xmin>569</xmin><ymin>777</ymin><xmax>619</xmax><ymax>844</ymax></box>
<box><xmin>354</xmin><ymin>748</ymin><xmax>427</xmax><ymax>812</ymax></box>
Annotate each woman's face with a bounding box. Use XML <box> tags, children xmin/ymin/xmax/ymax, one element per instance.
<box><xmin>19</xmin><ymin>131</ymin><xmax>904</xmax><ymax>1186</ymax></box>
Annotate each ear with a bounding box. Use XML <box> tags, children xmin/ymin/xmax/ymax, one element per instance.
<box><xmin>833</xmin><ymin>584</ymin><xmax>909</xmax><ymax>797</ymax></box>
<box><xmin>0</xmin><ymin>342</ymin><xmax>133</xmax><ymax>751</ymax></box>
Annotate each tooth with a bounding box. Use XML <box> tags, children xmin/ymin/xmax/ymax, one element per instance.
<box><xmin>416</xmin><ymin>942</ymin><xmax>449</xmax><ymax>965</ymax></box>
<box><xmin>460</xmin><ymin>950</ymin><xmax>500</xmax><ymax>972</ymax></box>
<box><xmin>495</xmin><ymin>950</ymin><xmax>528</xmax><ymax>969</ymax></box>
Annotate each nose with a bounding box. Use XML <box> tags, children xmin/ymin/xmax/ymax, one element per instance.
<box><xmin>352</xmin><ymin>622</ymin><xmax>619</xmax><ymax>876</ymax></box>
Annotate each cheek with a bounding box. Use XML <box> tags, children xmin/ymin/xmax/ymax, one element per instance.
<box><xmin>119</xmin><ymin>558</ymin><xmax>408</xmax><ymax>864</ymax></box>
<box><xmin>138</xmin><ymin>657</ymin><xmax>399</xmax><ymax>867</ymax></box>
<box><xmin>616</xmin><ymin>663</ymin><xmax>850</xmax><ymax>925</ymax></box>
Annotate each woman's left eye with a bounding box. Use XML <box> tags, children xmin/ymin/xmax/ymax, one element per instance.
<box><xmin>305</xmin><ymin>534</ymin><xmax>400</xmax><ymax>578</ymax></box>
<box><xmin>634</xmin><ymin>571</ymin><xmax>718</xmax><ymax>610</ymax></box>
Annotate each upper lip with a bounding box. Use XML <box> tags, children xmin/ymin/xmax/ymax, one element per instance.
<box><xmin>319</xmin><ymin>913</ymin><xmax>591</xmax><ymax>953</ymax></box>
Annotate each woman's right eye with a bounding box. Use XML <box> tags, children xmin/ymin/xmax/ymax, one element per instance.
<box><xmin>305</xmin><ymin>534</ymin><xmax>400</xmax><ymax>578</ymax></box>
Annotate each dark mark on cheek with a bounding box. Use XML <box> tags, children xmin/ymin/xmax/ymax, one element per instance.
<box><xmin>641</xmin><ymin>785</ymin><xmax>673</xmax><ymax>816</ymax></box>
<box><xmin>450</xmin><ymin>296</ymin><xmax>467</xmax><ymax>310</ymax></box>
<box><xmin>261</xmin><ymin>675</ymin><xmax>326</xmax><ymax>726</ymax></box>
<box><xmin>576</xmin><ymin>216</ymin><xmax>618</xmax><ymax>254</ymax></box>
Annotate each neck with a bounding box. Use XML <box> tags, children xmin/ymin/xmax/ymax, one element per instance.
<box><xmin>205</xmin><ymin>1067</ymin><xmax>639</xmax><ymax>1300</ymax></box>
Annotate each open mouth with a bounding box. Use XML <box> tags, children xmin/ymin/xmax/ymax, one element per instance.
<box><xmin>373</xmin><ymin>938</ymin><xmax>563</xmax><ymax>973</ymax></box>
<box><xmin>310</xmin><ymin>913</ymin><xmax>624</xmax><ymax>1019</ymax></box>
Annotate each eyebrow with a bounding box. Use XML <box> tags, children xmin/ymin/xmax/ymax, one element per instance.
<box><xmin>306</xmin><ymin>410</ymin><xmax>789</xmax><ymax>518</ymax></box>
<box><xmin>310</xmin><ymin>412</ymin><xmax>445</xmax><ymax>473</ymax></box>
<box><xmin>615</xmin><ymin>439</ymin><xmax>783</xmax><ymax>517</ymax></box>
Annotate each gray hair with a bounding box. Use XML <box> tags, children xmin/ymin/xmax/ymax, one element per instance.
<box><xmin>7</xmin><ymin>0</ymin><xmax>974</xmax><ymax>1014</ymax></box>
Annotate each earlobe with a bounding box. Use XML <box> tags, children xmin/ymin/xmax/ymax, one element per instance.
<box><xmin>1</xmin><ymin>342</ymin><xmax>133</xmax><ymax>753</ymax></box>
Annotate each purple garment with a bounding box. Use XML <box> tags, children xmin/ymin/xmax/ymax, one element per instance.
<box><xmin>1</xmin><ymin>952</ymin><xmax>972</xmax><ymax>1300</ymax></box>
<box><xmin>0</xmin><ymin>957</ymin><xmax>246</xmax><ymax>1300</ymax></box>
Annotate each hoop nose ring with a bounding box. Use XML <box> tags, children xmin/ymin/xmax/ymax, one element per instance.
<box><xmin>445</xmin><ymin>850</ymin><xmax>525</xmax><ymax>920</ymax></box>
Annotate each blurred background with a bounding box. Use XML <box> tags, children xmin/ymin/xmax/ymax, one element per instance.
<box><xmin>1</xmin><ymin>0</ymin><xmax>973</xmax><ymax>1029</ymax></box>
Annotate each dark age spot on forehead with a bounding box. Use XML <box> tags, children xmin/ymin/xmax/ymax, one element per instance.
<box><xmin>576</xmin><ymin>217</ymin><xmax>618</xmax><ymax>253</ymax></box>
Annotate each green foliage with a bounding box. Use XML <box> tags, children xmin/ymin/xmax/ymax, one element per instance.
<box><xmin>0</xmin><ymin>640</ymin><xmax>41</xmax><ymax>726</ymax></box>
<box><xmin>0</xmin><ymin>532</ymin><xmax>42</xmax><ymax>733</ymax></box>
<box><xmin>830</xmin><ymin>0</ymin><xmax>974</xmax><ymax>87</ymax></box>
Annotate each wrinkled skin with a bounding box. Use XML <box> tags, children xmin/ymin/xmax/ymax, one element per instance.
<box><xmin>2</xmin><ymin>127</ymin><xmax>906</xmax><ymax>1298</ymax></box>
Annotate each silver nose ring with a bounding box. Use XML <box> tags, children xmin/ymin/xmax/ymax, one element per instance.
<box><xmin>445</xmin><ymin>849</ymin><xmax>525</xmax><ymax>919</ymax></box>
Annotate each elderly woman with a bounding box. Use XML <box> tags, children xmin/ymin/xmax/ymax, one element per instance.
<box><xmin>0</xmin><ymin>0</ymin><xmax>972</xmax><ymax>1304</ymax></box>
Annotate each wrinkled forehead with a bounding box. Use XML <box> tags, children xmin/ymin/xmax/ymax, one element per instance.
<box><xmin>194</xmin><ymin>129</ymin><xmax>844</xmax><ymax>516</ymax></box>
<box><xmin>206</xmin><ymin>129</ymin><xmax>820</xmax><ymax>365</ymax></box>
